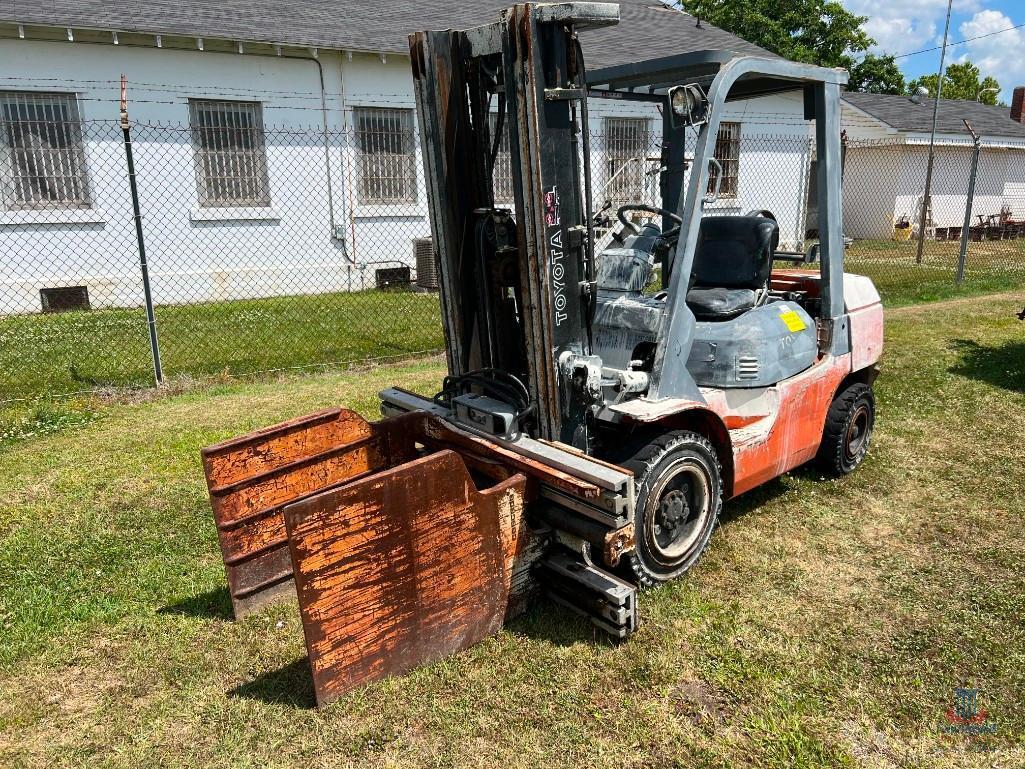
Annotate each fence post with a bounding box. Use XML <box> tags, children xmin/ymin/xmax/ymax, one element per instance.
<box><xmin>956</xmin><ymin>121</ymin><xmax>981</xmax><ymax>285</ymax></box>
<box><xmin>120</xmin><ymin>75</ymin><xmax>163</xmax><ymax>385</ymax></box>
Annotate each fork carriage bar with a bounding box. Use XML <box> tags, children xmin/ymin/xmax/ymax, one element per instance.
<box><xmin>379</xmin><ymin>387</ymin><xmax>638</xmax><ymax>636</ymax></box>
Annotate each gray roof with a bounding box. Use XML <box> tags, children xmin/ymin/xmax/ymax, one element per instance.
<box><xmin>842</xmin><ymin>91</ymin><xmax>1025</xmax><ymax>141</ymax></box>
<box><xmin>2</xmin><ymin>1</ymin><xmax>772</xmax><ymax>70</ymax></box>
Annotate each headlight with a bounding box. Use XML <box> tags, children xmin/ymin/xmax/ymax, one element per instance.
<box><xmin>670</xmin><ymin>85</ymin><xmax>692</xmax><ymax>117</ymax></box>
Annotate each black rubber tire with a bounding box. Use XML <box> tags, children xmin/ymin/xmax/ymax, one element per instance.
<box><xmin>816</xmin><ymin>383</ymin><xmax>875</xmax><ymax>475</ymax></box>
<box><xmin>619</xmin><ymin>430</ymin><xmax>723</xmax><ymax>588</ymax></box>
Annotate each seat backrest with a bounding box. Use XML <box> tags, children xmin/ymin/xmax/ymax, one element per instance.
<box><xmin>692</xmin><ymin>216</ymin><xmax>779</xmax><ymax>290</ymax></box>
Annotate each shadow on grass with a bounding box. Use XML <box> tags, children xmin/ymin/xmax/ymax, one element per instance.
<box><xmin>509</xmin><ymin>599</ymin><xmax>614</xmax><ymax>647</ymax></box>
<box><xmin>949</xmin><ymin>338</ymin><xmax>1025</xmax><ymax>394</ymax></box>
<box><xmin>510</xmin><ymin>476</ymin><xmax>794</xmax><ymax>647</ymax></box>
<box><xmin>720</xmin><ymin>474</ymin><xmax>790</xmax><ymax>525</ymax></box>
<box><xmin>228</xmin><ymin>657</ymin><xmax>317</xmax><ymax>708</ymax></box>
<box><xmin>158</xmin><ymin>586</ymin><xmax>234</xmax><ymax>620</ymax></box>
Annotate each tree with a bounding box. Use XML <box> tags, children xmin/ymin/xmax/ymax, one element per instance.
<box><xmin>678</xmin><ymin>0</ymin><xmax>873</xmax><ymax>67</ymax></box>
<box><xmin>846</xmin><ymin>54</ymin><xmax>906</xmax><ymax>95</ymax></box>
<box><xmin>907</xmin><ymin>61</ymin><xmax>1001</xmax><ymax>104</ymax></box>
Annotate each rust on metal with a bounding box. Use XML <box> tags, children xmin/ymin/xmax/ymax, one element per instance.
<box><xmin>284</xmin><ymin>450</ymin><xmax>534</xmax><ymax>706</ymax></box>
<box><xmin>200</xmin><ymin>409</ymin><xmax>419</xmax><ymax>617</ymax></box>
<box><xmin>407</xmin><ymin>407</ymin><xmax>602</xmax><ymax>499</ymax></box>
<box><xmin>603</xmin><ymin>523</ymin><xmax>635</xmax><ymax>567</ymax></box>
<box><xmin>200</xmin><ymin>403</ymin><xmax>602</xmax><ymax>618</ymax></box>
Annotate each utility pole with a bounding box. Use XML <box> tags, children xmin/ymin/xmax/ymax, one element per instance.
<box><xmin>916</xmin><ymin>0</ymin><xmax>953</xmax><ymax>264</ymax></box>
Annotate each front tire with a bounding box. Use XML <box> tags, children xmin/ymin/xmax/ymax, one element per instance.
<box><xmin>620</xmin><ymin>431</ymin><xmax>723</xmax><ymax>588</ymax></box>
<box><xmin>816</xmin><ymin>382</ymin><xmax>875</xmax><ymax>475</ymax></box>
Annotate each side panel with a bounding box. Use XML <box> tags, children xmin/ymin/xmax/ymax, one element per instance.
<box><xmin>283</xmin><ymin>451</ymin><xmax>531</xmax><ymax>706</ymax></box>
<box><xmin>727</xmin><ymin>355</ymin><xmax>851</xmax><ymax>496</ymax></box>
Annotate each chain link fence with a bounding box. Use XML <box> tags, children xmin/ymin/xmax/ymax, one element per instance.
<box><xmin>3</xmin><ymin>111</ymin><xmax>1025</xmax><ymax>404</ymax></box>
<box><xmin>842</xmin><ymin>137</ymin><xmax>1025</xmax><ymax>300</ymax></box>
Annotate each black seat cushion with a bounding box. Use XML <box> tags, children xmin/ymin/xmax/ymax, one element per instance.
<box><xmin>692</xmin><ymin>216</ymin><xmax>779</xmax><ymax>290</ymax></box>
<box><xmin>686</xmin><ymin>287</ymin><xmax>756</xmax><ymax>321</ymax></box>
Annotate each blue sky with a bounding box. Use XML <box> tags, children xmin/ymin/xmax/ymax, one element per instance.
<box><xmin>840</xmin><ymin>0</ymin><xmax>1025</xmax><ymax>98</ymax></box>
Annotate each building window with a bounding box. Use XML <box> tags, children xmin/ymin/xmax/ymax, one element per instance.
<box><xmin>189</xmin><ymin>100</ymin><xmax>271</xmax><ymax>207</ymax></box>
<box><xmin>0</xmin><ymin>91</ymin><xmax>90</xmax><ymax>210</ymax></box>
<box><xmin>355</xmin><ymin>107</ymin><xmax>417</xmax><ymax>204</ymax></box>
<box><xmin>489</xmin><ymin>111</ymin><xmax>514</xmax><ymax>203</ymax></box>
<box><xmin>603</xmin><ymin>117</ymin><xmax>653</xmax><ymax>205</ymax></box>
<box><xmin>708</xmin><ymin>121</ymin><xmax>740</xmax><ymax>198</ymax></box>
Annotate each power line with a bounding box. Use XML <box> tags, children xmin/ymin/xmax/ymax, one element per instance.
<box><xmin>893</xmin><ymin>20</ymin><xmax>1025</xmax><ymax>60</ymax></box>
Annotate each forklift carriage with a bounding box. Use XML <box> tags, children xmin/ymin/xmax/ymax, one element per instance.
<box><xmin>201</xmin><ymin>2</ymin><xmax>883</xmax><ymax>706</ymax></box>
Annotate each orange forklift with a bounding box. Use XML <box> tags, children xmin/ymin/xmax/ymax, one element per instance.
<box><xmin>200</xmin><ymin>2</ymin><xmax>882</xmax><ymax>706</ymax></box>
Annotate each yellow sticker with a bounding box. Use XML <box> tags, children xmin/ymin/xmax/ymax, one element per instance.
<box><xmin>779</xmin><ymin>309</ymin><xmax>806</xmax><ymax>332</ymax></box>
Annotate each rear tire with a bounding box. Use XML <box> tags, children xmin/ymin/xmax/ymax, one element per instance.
<box><xmin>816</xmin><ymin>383</ymin><xmax>875</xmax><ymax>475</ymax></box>
<box><xmin>619</xmin><ymin>431</ymin><xmax>723</xmax><ymax>588</ymax></box>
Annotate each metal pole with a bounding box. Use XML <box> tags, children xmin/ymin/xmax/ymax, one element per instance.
<box><xmin>121</xmin><ymin>75</ymin><xmax>163</xmax><ymax>385</ymax></box>
<box><xmin>915</xmin><ymin>0</ymin><xmax>953</xmax><ymax>264</ymax></box>
<box><xmin>957</xmin><ymin>120</ymin><xmax>981</xmax><ymax>284</ymax></box>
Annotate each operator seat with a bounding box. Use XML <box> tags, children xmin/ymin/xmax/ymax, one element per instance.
<box><xmin>686</xmin><ymin>216</ymin><xmax>778</xmax><ymax>321</ymax></box>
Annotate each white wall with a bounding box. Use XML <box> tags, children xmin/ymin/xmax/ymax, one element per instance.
<box><xmin>891</xmin><ymin>145</ymin><xmax>1018</xmax><ymax>231</ymax></box>
<box><xmin>842</xmin><ymin>146</ymin><xmax>900</xmax><ymax>239</ymax></box>
<box><xmin>1</xmin><ymin>38</ymin><xmax>371</xmax><ymax>313</ymax></box>
<box><xmin>840</xmin><ymin>101</ymin><xmax>1025</xmax><ymax>239</ymax></box>
<box><xmin>1</xmin><ymin>37</ymin><xmax>814</xmax><ymax>313</ymax></box>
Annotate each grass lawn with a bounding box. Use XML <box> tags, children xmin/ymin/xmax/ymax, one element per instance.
<box><xmin>0</xmin><ymin>288</ymin><xmax>444</xmax><ymax>401</ymax></box>
<box><xmin>845</xmin><ymin>239</ymin><xmax>1025</xmax><ymax>305</ymax></box>
<box><xmin>1</xmin><ymin>294</ymin><xmax>1024</xmax><ymax>768</ymax></box>
<box><xmin>2</xmin><ymin>242</ymin><xmax>1024</xmax><ymax>403</ymax></box>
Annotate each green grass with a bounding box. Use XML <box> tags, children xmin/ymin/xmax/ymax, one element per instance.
<box><xmin>0</xmin><ymin>288</ymin><xmax>444</xmax><ymax>401</ymax></box>
<box><xmin>1</xmin><ymin>293</ymin><xmax>1023</xmax><ymax>767</ymax></box>
<box><xmin>2</xmin><ymin>241</ymin><xmax>1023</xmax><ymax>402</ymax></box>
<box><xmin>845</xmin><ymin>238</ymin><xmax>1025</xmax><ymax>306</ymax></box>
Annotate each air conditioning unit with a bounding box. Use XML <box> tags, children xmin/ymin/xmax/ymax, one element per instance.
<box><xmin>413</xmin><ymin>237</ymin><xmax>438</xmax><ymax>291</ymax></box>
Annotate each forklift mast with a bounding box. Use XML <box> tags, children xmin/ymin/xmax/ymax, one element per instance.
<box><xmin>410</xmin><ymin>3</ymin><xmax>617</xmax><ymax>445</ymax></box>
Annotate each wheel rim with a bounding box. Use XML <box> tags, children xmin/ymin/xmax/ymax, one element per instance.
<box><xmin>844</xmin><ymin>403</ymin><xmax>872</xmax><ymax>463</ymax></box>
<box><xmin>644</xmin><ymin>458</ymin><xmax>712</xmax><ymax>566</ymax></box>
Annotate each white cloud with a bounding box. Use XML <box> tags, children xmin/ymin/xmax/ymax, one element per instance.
<box><xmin>840</xmin><ymin>2</ymin><xmax>1025</xmax><ymax>100</ymax></box>
<box><xmin>841</xmin><ymin>0</ymin><xmax>981</xmax><ymax>55</ymax></box>
<box><xmin>958</xmin><ymin>10</ymin><xmax>1025</xmax><ymax>100</ymax></box>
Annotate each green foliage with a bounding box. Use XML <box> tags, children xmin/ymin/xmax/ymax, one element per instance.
<box><xmin>907</xmin><ymin>61</ymin><xmax>1001</xmax><ymax>104</ymax></box>
<box><xmin>678</xmin><ymin>0</ymin><xmax>872</xmax><ymax>66</ymax></box>
<box><xmin>847</xmin><ymin>53</ymin><xmax>906</xmax><ymax>95</ymax></box>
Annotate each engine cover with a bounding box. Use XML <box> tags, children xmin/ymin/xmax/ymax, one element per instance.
<box><xmin>687</xmin><ymin>301</ymin><xmax>817</xmax><ymax>388</ymax></box>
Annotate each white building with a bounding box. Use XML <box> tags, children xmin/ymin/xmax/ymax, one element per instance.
<box><xmin>841</xmin><ymin>90</ymin><xmax>1025</xmax><ymax>240</ymax></box>
<box><xmin>0</xmin><ymin>1</ymin><xmax>814</xmax><ymax>314</ymax></box>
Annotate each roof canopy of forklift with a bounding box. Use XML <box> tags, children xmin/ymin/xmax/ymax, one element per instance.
<box><xmin>586</xmin><ymin>49</ymin><xmax>849</xmax><ymax>102</ymax></box>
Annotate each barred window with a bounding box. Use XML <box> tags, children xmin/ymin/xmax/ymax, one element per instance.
<box><xmin>708</xmin><ymin>121</ymin><xmax>741</xmax><ymax>198</ymax></box>
<box><xmin>489</xmin><ymin>112</ymin><xmax>514</xmax><ymax>203</ymax></box>
<box><xmin>0</xmin><ymin>91</ymin><xmax>90</xmax><ymax>210</ymax></box>
<box><xmin>189</xmin><ymin>100</ymin><xmax>270</xmax><ymax>207</ymax></box>
<box><xmin>355</xmin><ymin>107</ymin><xmax>417</xmax><ymax>204</ymax></box>
<box><xmin>604</xmin><ymin>117</ymin><xmax>652</xmax><ymax>204</ymax></box>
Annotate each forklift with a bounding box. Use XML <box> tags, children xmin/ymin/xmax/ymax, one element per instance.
<box><xmin>201</xmin><ymin>2</ymin><xmax>883</xmax><ymax>706</ymax></box>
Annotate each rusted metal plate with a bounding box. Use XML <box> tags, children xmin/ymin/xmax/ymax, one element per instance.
<box><xmin>200</xmin><ymin>404</ymin><xmax>585</xmax><ymax>622</ymax></box>
<box><xmin>283</xmin><ymin>450</ymin><xmax>531</xmax><ymax>707</ymax></box>
<box><xmin>201</xmin><ymin>409</ymin><xmax>419</xmax><ymax>617</ymax></box>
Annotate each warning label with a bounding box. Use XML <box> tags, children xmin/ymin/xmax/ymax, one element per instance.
<box><xmin>779</xmin><ymin>309</ymin><xmax>807</xmax><ymax>333</ymax></box>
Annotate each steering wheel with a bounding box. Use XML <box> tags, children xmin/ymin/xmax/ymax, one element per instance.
<box><xmin>617</xmin><ymin>204</ymin><xmax>682</xmax><ymax>238</ymax></box>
